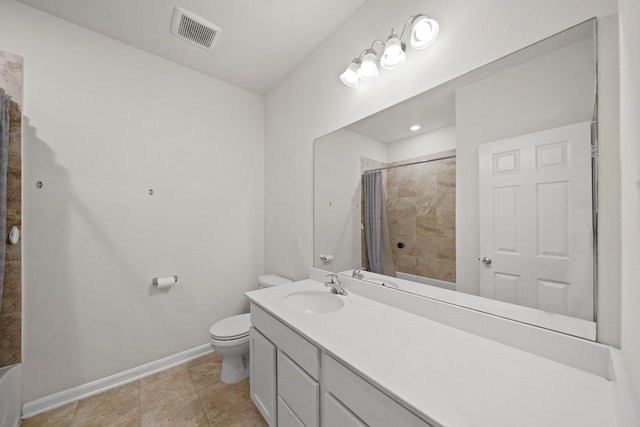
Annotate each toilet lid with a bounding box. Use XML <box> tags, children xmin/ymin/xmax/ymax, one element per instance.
<box><xmin>209</xmin><ymin>313</ymin><xmax>251</xmax><ymax>340</ymax></box>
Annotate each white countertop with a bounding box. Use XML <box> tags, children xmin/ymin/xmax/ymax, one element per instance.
<box><xmin>246</xmin><ymin>278</ymin><xmax>622</xmax><ymax>427</ymax></box>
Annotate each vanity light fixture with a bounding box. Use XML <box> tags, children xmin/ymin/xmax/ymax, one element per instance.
<box><xmin>340</xmin><ymin>14</ymin><xmax>439</xmax><ymax>88</ymax></box>
<box><xmin>358</xmin><ymin>49</ymin><xmax>380</xmax><ymax>81</ymax></box>
<box><xmin>340</xmin><ymin>59</ymin><xmax>361</xmax><ymax>88</ymax></box>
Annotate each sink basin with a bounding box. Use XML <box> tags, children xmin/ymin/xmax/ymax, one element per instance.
<box><xmin>283</xmin><ymin>291</ymin><xmax>344</xmax><ymax>314</ymax></box>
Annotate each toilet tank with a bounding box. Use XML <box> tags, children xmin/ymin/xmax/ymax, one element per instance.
<box><xmin>258</xmin><ymin>274</ymin><xmax>292</xmax><ymax>289</ymax></box>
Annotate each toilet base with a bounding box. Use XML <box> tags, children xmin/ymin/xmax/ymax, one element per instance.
<box><xmin>220</xmin><ymin>352</ymin><xmax>249</xmax><ymax>384</ymax></box>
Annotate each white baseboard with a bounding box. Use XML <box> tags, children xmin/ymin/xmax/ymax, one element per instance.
<box><xmin>22</xmin><ymin>344</ymin><xmax>213</xmax><ymax>419</ymax></box>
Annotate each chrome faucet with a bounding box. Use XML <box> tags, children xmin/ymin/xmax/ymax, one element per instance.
<box><xmin>325</xmin><ymin>273</ymin><xmax>348</xmax><ymax>296</ymax></box>
<box><xmin>352</xmin><ymin>268</ymin><xmax>365</xmax><ymax>280</ymax></box>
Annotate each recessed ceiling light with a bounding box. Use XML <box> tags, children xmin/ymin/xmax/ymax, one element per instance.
<box><xmin>410</xmin><ymin>124</ymin><xmax>421</xmax><ymax>131</ymax></box>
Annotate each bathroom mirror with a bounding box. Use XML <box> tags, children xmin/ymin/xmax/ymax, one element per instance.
<box><xmin>314</xmin><ymin>19</ymin><xmax>598</xmax><ymax>339</ymax></box>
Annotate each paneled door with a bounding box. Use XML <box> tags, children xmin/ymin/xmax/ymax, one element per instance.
<box><xmin>478</xmin><ymin>121</ymin><xmax>594</xmax><ymax>321</ymax></box>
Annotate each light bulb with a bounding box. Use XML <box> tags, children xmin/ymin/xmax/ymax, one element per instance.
<box><xmin>380</xmin><ymin>33</ymin><xmax>406</xmax><ymax>70</ymax></box>
<box><xmin>340</xmin><ymin>60</ymin><xmax>360</xmax><ymax>88</ymax></box>
<box><xmin>357</xmin><ymin>50</ymin><xmax>379</xmax><ymax>81</ymax></box>
<box><xmin>410</xmin><ymin>15</ymin><xmax>439</xmax><ymax>49</ymax></box>
<box><xmin>410</xmin><ymin>124</ymin><xmax>421</xmax><ymax>131</ymax></box>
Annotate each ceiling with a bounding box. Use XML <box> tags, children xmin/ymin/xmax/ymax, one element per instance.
<box><xmin>17</xmin><ymin>0</ymin><xmax>367</xmax><ymax>94</ymax></box>
<box><xmin>347</xmin><ymin>83</ymin><xmax>456</xmax><ymax>144</ymax></box>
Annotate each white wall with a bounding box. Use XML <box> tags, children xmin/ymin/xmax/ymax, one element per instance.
<box><xmin>386</xmin><ymin>125</ymin><xmax>456</xmax><ymax>163</ymax></box>
<box><xmin>314</xmin><ymin>129</ymin><xmax>386</xmax><ymax>272</ymax></box>
<box><xmin>619</xmin><ymin>0</ymin><xmax>640</xmax><ymax>405</ymax></box>
<box><xmin>264</xmin><ymin>0</ymin><xmax>621</xmax><ymax>351</ymax></box>
<box><xmin>0</xmin><ymin>1</ymin><xmax>264</xmax><ymax>402</ymax></box>
<box><xmin>455</xmin><ymin>36</ymin><xmax>596</xmax><ymax>296</ymax></box>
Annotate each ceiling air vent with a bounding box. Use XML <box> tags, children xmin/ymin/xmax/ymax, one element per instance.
<box><xmin>171</xmin><ymin>6</ymin><xmax>222</xmax><ymax>50</ymax></box>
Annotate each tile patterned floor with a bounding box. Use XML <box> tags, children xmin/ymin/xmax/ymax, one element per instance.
<box><xmin>20</xmin><ymin>352</ymin><xmax>268</xmax><ymax>427</ymax></box>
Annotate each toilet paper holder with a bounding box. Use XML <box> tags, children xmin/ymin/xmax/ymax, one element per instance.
<box><xmin>320</xmin><ymin>254</ymin><xmax>334</xmax><ymax>264</ymax></box>
<box><xmin>152</xmin><ymin>275</ymin><xmax>178</xmax><ymax>287</ymax></box>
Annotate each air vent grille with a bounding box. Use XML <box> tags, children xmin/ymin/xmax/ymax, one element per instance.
<box><xmin>171</xmin><ymin>7</ymin><xmax>222</xmax><ymax>50</ymax></box>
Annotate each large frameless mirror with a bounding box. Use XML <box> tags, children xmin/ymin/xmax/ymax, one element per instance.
<box><xmin>314</xmin><ymin>19</ymin><xmax>597</xmax><ymax>339</ymax></box>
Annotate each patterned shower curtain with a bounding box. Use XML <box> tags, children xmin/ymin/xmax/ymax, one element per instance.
<box><xmin>0</xmin><ymin>88</ymin><xmax>10</xmax><ymax>308</ymax></box>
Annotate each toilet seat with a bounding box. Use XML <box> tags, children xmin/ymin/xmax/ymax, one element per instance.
<box><xmin>209</xmin><ymin>313</ymin><xmax>250</xmax><ymax>341</ymax></box>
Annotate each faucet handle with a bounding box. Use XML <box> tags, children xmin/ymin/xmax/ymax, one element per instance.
<box><xmin>324</xmin><ymin>273</ymin><xmax>347</xmax><ymax>295</ymax></box>
<box><xmin>325</xmin><ymin>273</ymin><xmax>339</xmax><ymax>284</ymax></box>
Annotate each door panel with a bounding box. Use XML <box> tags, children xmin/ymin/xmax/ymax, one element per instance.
<box><xmin>479</xmin><ymin>121</ymin><xmax>594</xmax><ymax>321</ymax></box>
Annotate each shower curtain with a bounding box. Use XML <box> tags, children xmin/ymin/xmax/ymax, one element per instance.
<box><xmin>364</xmin><ymin>171</ymin><xmax>385</xmax><ymax>273</ymax></box>
<box><xmin>363</xmin><ymin>170</ymin><xmax>395</xmax><ymax>275</ymax></box>
<box><xmin>0</xmin><ymin>89</ymin><xmax>10</xmax><ymax>309</ymax></box>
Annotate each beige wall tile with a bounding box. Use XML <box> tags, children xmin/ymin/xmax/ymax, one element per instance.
<box><xmin>0</xmin><ymin>54</ymin><xmax>22</xmax><ymax>368</ymax></box>
<box><xmin>436</xmin><ymin>238</ymin><xmax>456</xmax><ymax>261</ymax></box>
<box><xmin>416</xmin><ymin>211</ymin><xmax>438</xmax><ymax>237</ymax></box>
<box><xmin>395</xmin><ymin>254</ymin><xmax>417</xmax><ymax>273</ymax></box>
<box><xmin>0</xmin><ymin>312</ymin><xmax>20</xmax><ymax>365</ymax></box>
<box><xmin>416</xmin><ymin>237</ymin><xmax>439</xmax><ymax>258</ymax></box>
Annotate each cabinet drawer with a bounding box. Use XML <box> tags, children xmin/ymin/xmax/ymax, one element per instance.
<box><xmin>322</xmin><ymin>392</ymin><xmax>366</xmax><ymax>427</ymax></box>
<box><xmin>278</xmin><ymin>351</ymin><xmax>319</xmax><ymax>427</ymax></box>
<box><xmin>278</xmin><ymin>397</ymin><xmax>305</xmax><ymax>427</ymax></box>
<box><xmin>323</xmin><ymin>354</ymin><xmax>432</xmax><ymax>427</ymax></box>
<box><xmin>251</xmin><ymin>304</ymin><xmax>320</xmax><ymax>379</ymax></box>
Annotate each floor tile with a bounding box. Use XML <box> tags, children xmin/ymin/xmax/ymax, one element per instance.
<box><xmin>71</xmin><ymin>381</ymin><xmax>140</xmax><ymax>427</ymax></box>
<box><xmin>210</xmin><ymin>399</ymin><xmax>268</xmax><ymax>427</ymax></box>
<box><xmin>139</xmin><ymin>364</ymin><xmax>189</xmax><ymax>387</ymax></box>
<box><xmin>198</xmin><ymin>378</ymin><xmax>250</xmax><ymax>421</ymax></box>
<box><xmin>20</xmin><ymin>352</ymin><xmax>268</xmax><ymax>427</ymax></box>
<box><xmin>20</xmin><ymin>401</ymin><xmax>78</xmax><ymax>427</ymax></box>
<box><xmin>140</xmin><ymin>364</ymin><xmax>196</xmax><ymax>413</ymax></box>
<box><xmin>188</xmin><ymin>353</ymin><xmax>223</xmax><ymax>390</ymax></box>
<box><xmin>140</xmin><ymin>390</ymin><xmax>208</xmax><ymax>427</ymax></box>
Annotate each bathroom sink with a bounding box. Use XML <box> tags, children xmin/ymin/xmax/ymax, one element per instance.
<box><xmin>283</xmin><ymin>291</ymin><xmax>344</xmax><ymax>314</ymax></box>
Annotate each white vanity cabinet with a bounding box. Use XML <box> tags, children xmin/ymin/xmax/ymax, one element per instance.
<box><xmin>250</xmin><ymin>303</ymin><xmax>433</xmax><ymax>427</ymax></box>
<box><xmin>251</xmin><ymin>304</ymin><xmax>320</xmax><ymax>427</ymax></box>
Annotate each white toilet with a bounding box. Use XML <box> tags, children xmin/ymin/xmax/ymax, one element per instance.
<box><xmin>208</xmin><ymin>274</ymin><xmax>291</xmax><ymax>384</ymax></box>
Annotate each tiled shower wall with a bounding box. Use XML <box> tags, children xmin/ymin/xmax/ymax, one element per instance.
<box><xmin>386</xmin><ymin>151</ymin><xmax>456</xmax><ymax>283</ymax></box>
<box><xmin>0</xmin><ymin>50</ymin><xmax>22</xmax><ymax>367</ymax></box>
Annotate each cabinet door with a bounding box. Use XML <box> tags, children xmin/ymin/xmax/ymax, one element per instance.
<box><xmin>322</xmin><ymin>392</ymin><xmax>367</xmax><ymax>427</ymax></box>
<box><xmin>250</xmin><ymin>327</ymin><xmax>277</xmax><ymax>426</ymax></box>
<box><xmin>278</xmin><ymin>397</ymin><xmax>306</xmax><ymax>427</ymax></box>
